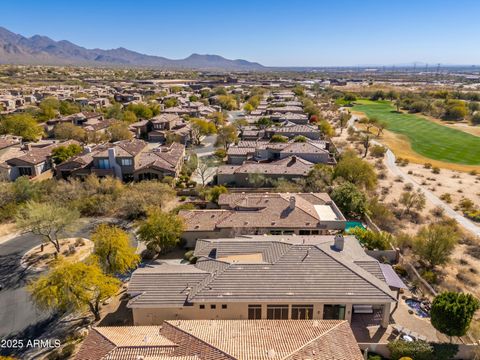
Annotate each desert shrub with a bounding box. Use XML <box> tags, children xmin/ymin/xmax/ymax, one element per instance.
<box><xmin>348</xmin><ymin>227</ymin><xmax>391</xmax><ymax>250</ymax></box>
<box><xmin>184</xmin><ymin>250</ymin><xmax>194</xmax><ymax>261</ymax></box>
<box><xmin>74</xmin><ymin>238</ymin><xmax>85</xmax><ymax>247</ymax></box>
<box><xmin>370</xmin><ymin>145</ymin><xmax>386</xmax><ymax>158</ymax></box>
<box><xmin>424</xmin><ymin>163</ymin><xmax>432</xmax><ymax>169</ymax></box>
<box><xmin>432</xmin><ymin>167</ymin><xmax>440</xmax><ymax>174</ymax></box>
<box><xmin>421</xmin><ymin>270</ymin><xmax>438</xmax><ymax>284</ymax></box>
<box><xmin>440</xmin><ymin>193</ymin><xmax>452</xmax><ymax>203</ymax></box>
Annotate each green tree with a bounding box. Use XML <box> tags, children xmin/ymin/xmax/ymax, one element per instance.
<box><xmin>243</xmin><ymin>103</ymin><xmax>254</xmax><ymax>113</ymax></box>
<box><xmin>29</xmin><ymin>260</ymin><xmax>120</xmax><ymax>321</ymax></box>
<box><xmin>338</xmin><ymin>112</ymin><xmax>351</xmax><ymax>134</ymax></box>
<box><xmin>430</xmin><ymin>292</ymin><xmax>480</xmax><ymax>338</ymax></box>
<box><xmin>203</xmin><ymin>185</ymin><xmax>228</xmax><ymax>203</ymax></box>
<box><xmin>215</xmin><ymin>125</ymin><xmax>238</xmax><ymax>150</ymax></box>
<box><xmin>163</xmin><ymin>98</ymin><xmax>178</xmax><ymax>108</ymax></box>
<box><xmin>190</xmin><ymin>118</ymin><xmax>216</xmax><ymax>145</ymax></box>
<box><xmin>293</xmin><ymin>135</ymin><xmax>307</xmax><ymax>142</ymax></box>
<box><xmin>304</xmin><ymin>164</ymin><xmax>334</xmax><ymax>192</ymax></box>
<box><xmin>91</xmin><ymin>224</ymin><xmax>139</xmax><ymax>274</ymax></box>
<box><xmin>413</xmin><ymin>223</ymin><xmax>459</xmax><ymax>268</ymax></box>
<box><xmin>53</xmin><ymin>122</ymin><xmax>86</xmax><ymax>141</ymax></box>
<box><xmin>108</xmin><ymin>122</ymin><xmax>133</xmax><ymax>142</ymax></box>
<box><xmin>39</xmin><ymin>97</ymin><xmax>60</xmax><ymax>120</ymax></box>
<box><xmin>331</xmin><ymin>182</ymin><xmax>367</xmax><ymax>218</ymax></box>
<box><xmin>0</xmin><ymin>113</ymin><xmax>44</xmax><ymax>141</ymax></box>
<box><xmin>122</xmin><ymin>110</ymin><xmax>138</xmax><ymax>124</ymax></box>
<box><xmin>16</xmin><ymin>202</ymin><xmax>79</xmax><ymax>254</ymax></box>
<box><xmin>217</xmin><ymin>95</ymin><xmax>238</xmax><ymax>110</ymax></box>
<box><xmin>318</xmin><ymin>120</ymin><xmax>334</xmax><ymax>137</ymax></box>
<box><xmin>137</xmin><ymin>209</ymin><xmax>184</xmax><ymax>254</ymax></box>
<box><xmin>51</xmin><ymin>143</ymin><xmax>83</xmax><ymax>164</ymax></box>
<box><xmin>126</xmin><ymin>103</ymin><xmax>154</xmax><ymax>119</ymax></box>
<box><xmin>59</xmin><ymin>101</ymin><xmax>81</xmax><ymax>115</ymax></box>
<box><xmin>256</xmin><ymin>117</ymin><xmax>273</xmax><ymax>129</ymax></box>
<box><xmin>334</xmin><ymin>151</ymin><xmax>377</xmax><ymax>190</ymax></box>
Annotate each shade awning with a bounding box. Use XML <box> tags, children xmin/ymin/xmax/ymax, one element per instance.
<box><xmin>380</xmin><ymin>263</ymin><xmax>407</xmax><ymax>289</ymax></box>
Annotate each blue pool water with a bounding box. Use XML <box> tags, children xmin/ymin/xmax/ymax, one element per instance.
<box><xmin>345</xmin><ymin>221</ymin><xmax>367</xmax><ymax>232</ymax></box>
<box><xmin>405</xmin><ymin>299</ymin><xmax>430</xmax><ymax>318</ymax></box>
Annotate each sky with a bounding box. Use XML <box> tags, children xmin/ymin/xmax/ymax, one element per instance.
<box><xmin>1</xmin><ymin>0</ymin><xmax>480</xmax><ymax>67</ymax></box>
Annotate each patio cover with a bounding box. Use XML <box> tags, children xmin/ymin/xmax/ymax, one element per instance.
<box><xmin>380</xmin><ymin>263</ymin><xmax>407</xmax><ymax>289</ymax></box>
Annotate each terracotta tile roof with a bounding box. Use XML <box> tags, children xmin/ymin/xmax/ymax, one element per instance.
<box><xmin>163</xmin><ymin>320</ymin><xmax>363</xmax><ymax>360</ymax></box>
<box><xmin>95</xmin><ymin>326</ymin><xmax>176</xmax><ymax>347</ymax></box>
<box><xmin>127</xmin><ymin>235</ymin><xmax>395</xmax><ymax>306</ymax></box>
<box><xmin>217</xmin><ymin>156</ymin><xmax>313</xmax><ymax>176</ymax></box>
<box><xmin>181</xmin><ymin>193</ymin><xmax>344</xmax><ymax>232</ymax></box>
<box><xmin>77</xmin><ymin>320</ymin><xmax>363</xmax><ymax>360</ymax></box>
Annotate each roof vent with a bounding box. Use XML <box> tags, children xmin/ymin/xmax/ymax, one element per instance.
<box><xmin>267</xmin><ymin>349</ymin><xmax>276</xmax><ymax>359</ymax></box>
<box><xmin>334</xmin><ymin>234</ymin><xmax>344</xmax><ymax>251</ymax></box>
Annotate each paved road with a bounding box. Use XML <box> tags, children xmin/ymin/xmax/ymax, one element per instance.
<box><xmin>347</xmin><ymin>114</ymin><xmax>480</xmax><ymax>237</ymax></box>
<box><xmin>0</xmin><ymin>219</ymin><xmax>100</xmax><ymax>339</ymax></box>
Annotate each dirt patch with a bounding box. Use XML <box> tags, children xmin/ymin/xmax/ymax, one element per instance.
<box><xmin>22</xmin><ymin>238</ymin><xmax>93</xmax><ymax>271</ymax></box>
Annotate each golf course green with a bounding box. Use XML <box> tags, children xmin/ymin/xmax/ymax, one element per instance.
<box><xmin>351</xmin><ymin>100</ymin><xmax>480</xmax><ymax>166</ymax></box>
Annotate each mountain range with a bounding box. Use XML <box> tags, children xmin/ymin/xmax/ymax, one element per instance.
<box><xmin>0</xmin><ymin>27</ymin><xmax>265</xmax><ymax>71</ymax></box>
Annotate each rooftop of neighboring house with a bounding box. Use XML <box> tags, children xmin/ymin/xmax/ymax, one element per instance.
<box><xmin>76</xmin><ymin>320</ymin><xmax>363</xmax><ymax>360</ymax></box>
<box><xmin>151</xmin><ymin>113</ymin><xmax>182</xmax><ymax>124</ymax></box>
<box><xmin>135</xmin><ymin>142</ymin><xmax>185</xmax><ymax>172</ymax></box>
<box><xmin>93</xmin><ymin>138</ymin><xmax>148</xmax><ymax>158</ymax></box>
<box><xmin>127</xmin><ymin>235</ymin><xmax>395</xmax><ymax>307</ymax></box>
<box><xmin>0</xmin><ymin>135</ymin><xmax>21</xmax><ymax>150</ymax></box>
<box><xmin>217</xmin><ymin>155</ymin><xmax>313</xmax><ymax>176</ymax></box>
<box><xmin>266</xmin><ymin>122</ymin><xmax>319</xmax><ymax>133</ymax></box>
<box><xmin>179</xmin><ymin>192</ymin><xmax>345</xmax><ymax>232</ymax></box>
<box><xmin>5</xmin><ymin>140</ymin><xmax>78</xmax><ymax>166</ymax></box>
<box><xmin>227</xmin><ymin>139</ymin><xmax>329</xmax><ymax>156</ymax></box>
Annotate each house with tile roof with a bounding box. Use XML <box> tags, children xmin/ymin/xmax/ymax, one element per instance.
<box><xmin>178</xmin><ymin>192</ymin><xmax>345</xmax><ymax>247</ymax></box>
<box><xmin>216</xmin><ymin>155</ymin><xmax>314</xmax><ymax>187</ymax></box>
<box><xmin>4</xmin><ymin>140</ymin><xmax>79</xmax><ymax>181</ymax></box>
<box><xmin>56</xmin><ymin>139</ymin><xmax>185</xmax><ymax>182</ymax></box>
<box><xmin>76</xmin><ymin>320</ymin><xmax>363</xmax><ymax>360</ymax></box>
<box><xmin>126</xmin><ymin>235</ymin><xmax>396</xmax><ymax>329</ymax></box>
<box><xmin>226</xmin><ymin>139</ymin><xmax>334</xmax><ymax>165</ymax></box>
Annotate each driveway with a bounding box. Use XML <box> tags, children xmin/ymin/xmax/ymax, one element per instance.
<box><xmin>347</xmin><ymin>114</ymin><xmax>480</xmax><ymax>237</ymax></box>
<box><xmin>0</xmin><ymin>218</ymin><xmax>109</xmax><ymax>339</ymax></box>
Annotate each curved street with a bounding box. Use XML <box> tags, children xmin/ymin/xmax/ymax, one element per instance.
<box><xmin>347</xmin><ymin>114</ymin><xmax>480</xmax><ymax>237</ymax></box>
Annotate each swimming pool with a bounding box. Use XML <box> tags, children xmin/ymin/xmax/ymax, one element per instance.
<box><xmin>405</xmin><ymin>298</ymin><xmax>430</xmax><ymax>318</ymax></box>
<box><xmin>345</xmin><ymin>221</ymin><xmax>367</xmax><ymax>232</ymax></box>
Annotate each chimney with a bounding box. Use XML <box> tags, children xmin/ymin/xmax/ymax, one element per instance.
<box><xmin>107</xmin><ymin>147</ymin><xmax>116</xmax><ymax>166</ymax></box>
<box><xmin>85</xmin><ymin>146</ymin><xmax>92</xmax><ymax>153</ymax></box>
<box><xmin>334</xmin><ymin>234</ymin><xmax>344</xmax><ymax>251</ymax></box>
<box><xmin>288</xmin><ymin>156</ymin><xmax>297</xmax><ymax>166</ymax></box>
<box><xmin>25</xmin><ymin>143</ymin><xmax>32</xmax><ymax>151</ymax></box>
<box><xmin>289</xmin><ymin>196</ymin><xmax>296</xmax><ymax>210</ymax></box>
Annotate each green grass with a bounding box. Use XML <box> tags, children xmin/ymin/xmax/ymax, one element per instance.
<box><xmin>351</xmin><ymin>99</ymin><xmax>480</xmax><ymax>165</ymax></box>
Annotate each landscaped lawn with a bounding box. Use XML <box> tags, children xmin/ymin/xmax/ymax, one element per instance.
<box><xmin>351</xmin><ymin>100</ymin><xmax>480</xmax><ymax>165</ymax></box>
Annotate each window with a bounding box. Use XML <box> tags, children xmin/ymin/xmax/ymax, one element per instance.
<box><xmin>283</xmin><ymin>230</ymin><xmax>294</xmax><ymax>235</ymax></box>
<box><xmin>120</xmin><ymin>158</ymin><xmax>133</xmax><ymax>166</ymax></box>
<box><xmin>311</xmin><ymin>230</ymin><xmax>319</xmax><ymax>235</ymax></box>
<box><xmin>18</xmin><ymin>167</ymin><xmax>33</xmax><ymax>176</ymax></box>
<box><xmin>299</xmin><ymin>230</ymin><xmax>310</xmax><ymax>235</ymax></box>
<box><xmin>98</xmin><ymin>159</ymin><xmax>110</xmax><ymax>169</ymax></box>
<box><xmin>248</xmin><ymin>305</ymin><xmax>262</xmax><ymax>319</ymax></box>
<box><xmin>269</xmin><ymin>230</ymin><xmax>281</xmax><ymax>235</ymax></box>
<box><xmin>291</xmin><ymin>305</ymin><xmax>314</xmax><ymax>320</ymax></box>
<box><xmin>210</xmin><ymin>304</ymin><xmax>216</xmax><ymax>309</ymax></box>
<box><xmin>267</xmin><ymin>305</ymin><xmax>289</xmax><ymax>320</ymax></box>
<box><xmin>199</xmin><ymin>305</ymin><xmax>205</xmax><ymax>309</ymax></box>
<box><xmin>323</xmin><ymin>305</ymin><xmax>346</xmax><ymax>320</ymax></box>
<box><xmin>222</xmin><ymin>304</ymin><xmax>227</xmax><ymax>309</ymax></box>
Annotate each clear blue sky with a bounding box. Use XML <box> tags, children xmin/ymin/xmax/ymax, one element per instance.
<box><xmin>2</xmin><ymin>0</ymin><xmax>479</xmax><ymax>67</ymax></box>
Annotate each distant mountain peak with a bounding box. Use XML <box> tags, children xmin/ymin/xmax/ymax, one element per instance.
<box><xmin>0</xmin><ymin>27</ymin><xmax>264</xmax><ymax>70</ymax></box>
